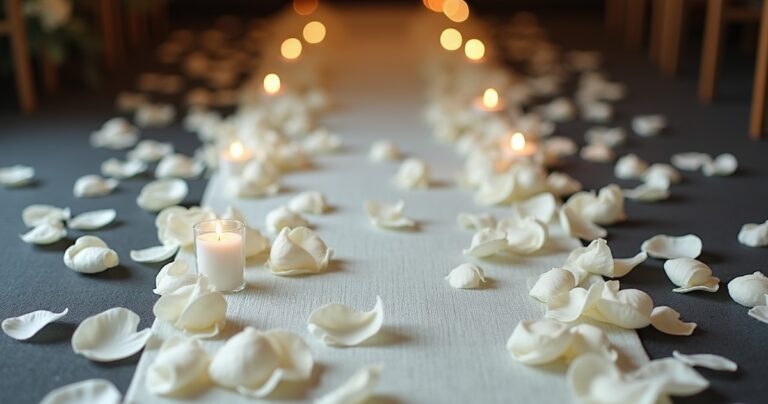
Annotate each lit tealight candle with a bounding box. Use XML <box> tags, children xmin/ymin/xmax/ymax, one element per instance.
<box><xmin>508</xmin><ymin>132</ymin><xmax>537</xmax><ymax>158</ymax></box>
<box><xmin>194</xmin><ymin>219</ymin><xmax>245</xmax><ymax>293</ymax></box>
<box><xmin>263</xmin><ymin>73</ymin><xmax>281</xmax><ymax>95</ymax></box>
<box><xmin>464</xmin><ymin>38</ymin><xmax>485</xmax><ymax>62</ymax></box>
<box><xmin>474</xmin><ymin>87</ymin><xmax>504</xmax><ymax>112</ymax></box>
<box><xmin>220</xmin><ymin>141</ymin><xmax>252</xmax><ymax>177</ymax></box>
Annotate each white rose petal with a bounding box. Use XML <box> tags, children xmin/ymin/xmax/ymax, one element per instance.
<box><xmin>393</xmin><ymin>158</ymin><xmax>429</xmax><ymax>189</ymax></box>
<box><xmin>135</xmin><ymin>103</ymin><xmax>176</xmax><ymax>128</ymax></box>
<box><xmin>513</xmin><ymin>192</ymin><xmax>557</xmax><ymax>222</ymax></box>
<box><xmin>631</xmin><ymin>114</ymin><xmax>666</xmax><ymax>136</ymax></box>
<box><xmin>137</xmin><ymin>179</ymin><xmax>189</xmax><ymax>212</ymax></box>
<box><xmin>445</xmin><ymin>263</ymin><xmax>486</xmax><ymax>289</ymax></box>
<box><xmin>544</xmin><ymin>136</ymin><xmax>578</xmax><ymax>158</ymax></box>
<box><xmin>265</xmin><ymin>206</ymin><xmax>310</xmax><ymax>233</ymax></box>
<box><xmin>623</xmin><ymin>183</ymin><xmax>670</xmax><ymax>202</ymax></box>
<box><xmin>244</xmin><ymin>226</ymin><xmax>270</xmax><ymax>258</ymax></box>
<box><xmin>208</xmin><ymin>328</ymin><xmax>313</xmax><ymax>398</ymax></box>
<box><xmin>671</xmin><ymin>152</ymin><xmax>712</xmax><ymax>171</ymax></box>
<box><xmin>581</xmin><ymin>102</ymin><xmax>613</xmax><ymax>122</ymax></box>
<box><xmin>64</xmin><ymin>236</ymin><xmax>119</xmax><ymax>274</ymax></box>
<box><xmin>643</xmin><ymin>163</ymin><xmax>681</xmax><ymax>187</ymax></box>
<box><xmin>153</xmin><ymin>261</ymin><xmax>197</xmax><ymax>295</ymax></box>
<box><xmin>268</xmin><ymin>227</ymin><xmax>333</xmax><ymax>276</ymax></box>
<box><xmin>650</xmin><ymin>306</ymin><xmax>697</xmax><ymax>336</ymax></box>
<box><xmin>153</xmin><ymin>276</ymin><xmax>226</xmax><ymax>337</ymax></box>
<box><xmin>40</xmin><ymin>379</ymin><xmax>121</xmax><ymax>404</ymax></box>
<box><xmin>90</xmin><ymin>118</ymin><xmax>139</xmax><ymax>150</ymax></box>
<box><xmin>155</xmin><ymin>154</ymin><xmax>204</xmax><ymax>179</ymax></box>
<box><xmin>364</xmin><ymin>200</ymin><xmax>414</xmax><ymax>229</ymax></box>
<box><xmin>307</xmin><ymin>296</ymin><xmax>384</xmax><ymax>347</ymax></box>
<box><xmin>672</xmin><ymin>351</ymin><xmax>737</xmax><ymax>372</ymax></box>
<box><xmin>146</xmin><ymin>337</ymin><xmax>210</xmax><ymax>396</ymax></box>
<box><xmin>564</xmin><ymin>184</ymin><xmax>626</xmax><ymax>225</ymax></box>
<box><xmin>71</xmin><ymin>307</ymin><xmax>151</xmax><ymax>362</ymax></box>
<box><xmin>156</xmin><ymin>206</ymin><xmax>216</xmax><ymax>247</ymax></box>
<box><xmin>547</xmin><ymin>172</ymin><xmax>582</xmax><ymax>197</ymax></box>
<box><xmin>538</xmin><ymin>97</ymin><xmax>576</xmax><ymax>122</ymax></box>
<box><xmin>529</xmin><ymin>268</ymin><xmax>576</xmax><ymax>303</ymax></box>
<box><xmin>68</xmin><ymin>209</ymin><xmax>116</xmax><ymax>230</ymax></box>
<box><xmin>558</xmin><ymin>205</ymin><xmax>607</xmax><ymax>242</ymax></box>
<box><xmin>130</xmin><ymin>244</ymin><xmax>179</xmax><ymax>263</ymax></box>
<box><xmin>369</xmin><ymin>140</ymin><xmax>401</xmax><ymax>162</ymax></box>
<box><xmin>2</xmin><ymin>308</ymin><xmax>68</xmax><ymax>340</ymax></box>
<box><xmin>73</xmin><ymin>175</ymin><xmax>118</xmax><ymax>198</ymax></box>
<box><xmin>641</xmin><ymin>234</ymin><xmax>702</xmax><ymax>259</ymax></box>
<box><xmin>565</xmin><ymin>239</ymin><xmax>644</xmax><ymax>280</ymax></box>
<box><xmin>457</xmin><ymin>212</ymin><xmax>496</xmax><ymax>231</ymax></box>
<box><xmin>663</xmin><ymin>258</ymin><xmax>720</xmax><ymax>293</ymax></box>
<box><xmin>20</xmin><ymin>221</ymin><xmax>67</xmax><ymax>245</ymax></box>
<box><xmin>0</xmin><ymin>164</ymin><xmax>34</xmax><ymax>187</ymax></box>
<box><xmin>580</xmin><ymin>144</ymin><xmax>615</xmax><ymax>162</ymax></box>
<box><xmin>737</xmin><ymin>220</ymin><xmax>768</xmax><ymax>247</ymax></box>
<box><xmin>302</xmin><ymin>128</ymin><xmax>342</xmax><ymax>155</ymax></box>
<box><xmin>727</xmin><ymin>271</ymin><xmax>768</xmax><ymax>307</ymax></box>
<box><xmin>585</xmin><ymin>126</ymin><xmax>626</xmax><ymax>148</ymax></box>
<box><xmin>22</xmin><ymin>204</ymin><xmax>70</xmax><ymax>227</ymax></box>
<box><xmin>315</xmin><ymin>365</ymin><xmax>382</xmax><ymax>404</ymax></box>
<box><xmin>220</xmin><ymin>206</ymin><xmax>246</xmax><ymax>223</ymax></box>
<box><xmin>747</xmin><ymin>303</ymin><xmax>768</xmax><ymax>324</ymax></box>
<box><xmin>702</xmin><ymin>153</ymin><xmax>737</xmax><ymax>176</ymax></box>
<box><xmin>463</xmin><ymin>228</ymin><xmax>508</xmax><ymax>257</ymax></box>
<box><xmin>498</xmin><ymin>216</ymin><xmax>548</xmax><ymax>255</ymax></box>
<box><xmin>507</xmin><ymin>319</ymin><xmax>573</xmax><ymax>365</ymax></box>
<box><xmin>288</xmin><ymin>191</ymin><xmax>328</xmax><ymax>214</ymax></box>
<box><xmin>127</xmin><ymin>140</ymin><xmax>174</xmax><ymax>162</ymax></box>
<box><xmin>235</xmin><ymin>160</ymin><xmax>281</xmax><ymax>198</ymax></box>
<box><xmin>614</xmin><ymin>154</ymin><xmax>648</xmax><ymax>180</ymax></box>
<box><xmin>100</xmin><ymin>158</ymin><xmax>147</xmax><ymax>179</ymax></box>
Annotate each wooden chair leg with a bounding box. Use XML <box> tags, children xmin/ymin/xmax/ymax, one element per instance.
<box><xmin>626</xmin><ymin>0</ymin><xmax>648</xmax><ymax>49</ymax></box>
<box><xmin>606</xmin><ymin>0</ymin><xmax>626</xmax><ymax>35</ymax></box>
<box><xmin>660</xmin><ymin>0</ymin><xmax>685</xmax><ymax>76</ymax></box>
<box><xmin>99</xmin><ymin>0</ymin><xmax>118</xmax><ymax>69</ymax></box>
<box><xmin>699</xmin><ymin>0</ymin><xmax>726</xmax><ymax>103</ymax></box>
<box><xmin>649</xmin><ymin>0</ymin><xmax>665</xmax><ymax>64</ymax></box>
<box><xmin>5</xmin><ymin>0</ymin><xmax>36</xmax><ymax>113</ymax></box>
<box><xmin>749</xmin><ymin>0</ymin><xmax>768</xmax><ymax>139</ymax></box>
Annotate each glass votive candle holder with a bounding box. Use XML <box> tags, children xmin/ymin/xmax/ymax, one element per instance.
<box><xmin>193</xmin><ymin>219</ymin><xmax>246</xmax><ymax>293</ymax></box>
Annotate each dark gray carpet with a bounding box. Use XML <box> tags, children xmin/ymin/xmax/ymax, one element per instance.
<box><xmin>0</xmin><ymin>10</ymin><xmax>766</xmax><ymax>404</ymax></box>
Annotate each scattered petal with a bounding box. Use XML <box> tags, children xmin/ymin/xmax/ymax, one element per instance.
<box><xmin>90</xmin><ymin>118</ymin><xmax>139</xmax><ymax>150</ymax></box>
<box><xmin>584</xmin><ymin>126</ymin><xmax>626</xmax><ymax>148</ymax></box>
<box><xmin>727</xmin><ymin>271</ymin><xmax>768</xmax><ymax>307</ymax></box>
<box><xmin>235</xmin><ymin>160</ymin><xmax>281</xmax><ymax>198</ymax></box>
<box><xmin>135</xmin><ymin>103</ymin><xmax>176</xmax><ymax>128</ymax></box>
<box><xmin>369</xmin><ymin>140</ymin><xmax>401</xmax><ymax>162</ymax></box>
<box><xmin>623</xmin><ymin>183</ymin><xmax>670</xmax><ymax>202</ymax></box>
<box><xmin>558</xmin><ymin>205</ymin><xmax>607</xmax><ymax>242</ymax></box>
<box><xmin>130</xmin><ymin>244</ymin><xmax>179</xmax><ymax>263</ymax></box>
<box><xmin>364</xmin><ymin>200</ymin><xmax>415</xmax><ymax>229</ymax></box>
<box><xmin>446</xmin><ymin>263</ymin><xmax>486</xmax><ymax>289</ymax></box>
<box><xmin>631</xmin><ymin>114</ymin><xmax>666</xmax><ymax>137</ymax></box>
<box><xmin>737</xmin><ymin>220</ymin><xmax>768</xmax><ymax>247</ymax></box>
<box><xmin>22</xmin><ymin>204</ymin><xmax>70</xmax><ymax>227</ymax></box>
<box><xmin>265</xmin><ymin>206</ymin><xmax>310</xmax><ymax>233</ymax></box>
<box><xmin>146</xmin><ymin>337</ymin><xmax>210</xmax><ymax>396</ymax></box>
<box><xmin>288</xmin><ymin>191</ymin><xmax>328</xmax><ymax>214</ymax></box>
<box><xmin>64</xmin><ymin>236</ymin><xmax>119</xmax><ymax>274</ymax></box>
<box><xmin>244</xmin><ymin>226</ymin><xmax>270</xmax><ymax>258</ymax></box>
<box><xmin>393</xmin><ymin>158</ymin><xmax>429</xmax><ymax>189</ymax></box>
<box><xmin>68</xmin><ymin>209</ymin><xmax>116</xmax><ymax>230</ymax></box>
<box><xmin>100</xmin><ymin>158</ymin><xmax>147</xmax><ymax>179</ymax></box>
<box><xmin>671</xmin><ymin>152</ymin><xmax>712</xmax><ymax>171</ymax></box>
<box><xmin>748</xmin><ymin>304</ymin><xmax>768</xmax><ymax>324</ymax></box>
<box><xmin>127</xmin><ymin>140</ymin><xmax>174</xmax><ymax>162</ymax></box>
<box><xmin>156</xmin><ymin>206</ymin><xmax>216</xmax><ymax>247</ymax></box>
<box><xmin>457</xmin><ymin>212</ymin><xmax>496</xmax><ymax>231</ymax></box>
<box><xmin>513</xmin><ymin>192</ymin><xmax>557</xmax><ymax>222</ymax></box>
<box><xmin>307</xmin><ymin>296</ymin><xmax>384</xmax><ymax>346</ymax></box>
<box><xmin>641</xmin><ymin>234</ymin><xmax>702</xmax><ymax>259</ymax></box>
<box><xmin>2</xmin><ymin>308</ymin><xmax>69</xmax><ymax>340</ymax></box>
<box><xmin>650</xmin><ymin>306</ymin><xmax>697</xmax><ymax>336</ymax></box>
<box><xmin>71</xmin><ymin>307</ymin><xmax>151</xmax><ymax>362</ymax></box>
<box><xmin>673</xmin><ymin>351</ymin><xmax>737</xmax><ymax>372</ymax></box>
<box><xmin>316</xmin><ymin>365</ymin><xmax>382</xmax><ymax>404</ymax></box>
<box><xmin>154</xmin><ymin>261</ymin><xmax>197</xmax><ymax>295</ymax></box>
<box><xmin>547</xmin><ymin>172</ymin><xmax>582</xmax><ymax>197</ymax></box>
<box><xmin>155</xmin><ymin>154</ymin><xmax>204</xmax><ymax>179</ymax></box>
<box><xmin>580</xmin><ymin>144</ymin><xmax>614</xmax><ymax>162</ymax></box>
<box><xmin>40</xmin><ymin>379</ymin><xmax>121</xmax><ymax>404</ymax></box>
<box><xmin>268</xmin><ymin>227</ymin><xmax>333</xmax><ymax>276</ymax></box>
<box><xmin>702</xmin><ymin>153</ymin><xmax>737</xmax><ymax>176</ymax></box>
<box><xmin>507</xmin><ymin>319</ymin><xmax>574</xmax><ymax>365</ymax></box>
<box><xmin>529</xmin><ymin>268</ymin><xmax>576</xmax><ymax>303</ymax></box>
<box><xmin>0</xmin><ymin>164</ymin><xmax>34</xmax><ymax>187</ymax></box>
<box><xmin>137</xmin><ymin>179</ymin><xmax>189</xmax><ymax>212</ymax></box>
<box><xmin>20</xmin><ymin>221</ymin><xmax>67</xmax><ymax>245</ymax></box>
<box><xmin>614</xmin><ymin>154</ymin><xmax>648</xmax><ymax>180</ymax></box>
<box><xmin>153</xmin><ymin>276</ymin><xmax>226</xmax><ymax>337</ymax></box>
<box><xmin>73</xmin><ymin>175</ymin><xmax>118</xmax><ymax>198</ymax></box>
<box><xmin>564</xmin><ymin>184</ymin><xmax>626</xmax><ymax>225</ymax></box>
<box><xmin>463</xmin><ymin>228</ymin><xmax>508</xmax><ymax>257</ymax></box>
<box><xmin>663</xmin><ymin>258</ymin><xmax>720</xmax><ymax>293</ymax></box>
<box><xmin>498</xmin><ymin>216</ymin><xmax>548</xmax><ymax>255</ymax></box>
<box><xmin>302</xmin><ymin>128</ymin><xmax>342</xmax><ymax>155</ymax></box>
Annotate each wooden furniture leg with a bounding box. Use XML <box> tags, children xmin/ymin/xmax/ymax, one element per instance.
<box><xmin>699</xmin><ymin>0</ymin><xmax>726</xmax><ymax>102</ymax></box>
<box><xmin>749</xmin><ymin>0</ymin><xmax>768</xmax><ymax>139</ymax></box>
<box><xmin>606</xmin><ymin>0</ymin><xmax>626</xmax><ymax>35</ymax></box>
<box><xmin>649</xmin><ymin>0</ymin><xmax>665</xmax><ymax>64</ymax></box>
<box><xmin>660</xmin><ymin>0</ymin><xmax>685</xmax><ymax>76</ymax></box>
<box><xmin>626</xmin><ymin>0</ymin><xmax>648</xmax><ymax>49</ymax></box>
<box><xmin>4</xmin><ymin>0</ymin><xmax>36</xmax><ymax>113</ymax></box>
<box><xmin>99</xmin><ymin>0</ymin><xmax>118</xmax><ymax>69</ymax></box>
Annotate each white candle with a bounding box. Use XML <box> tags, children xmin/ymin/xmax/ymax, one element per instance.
<box><xmin>195</xmin><ymin>220</ymin><xmax>245</xmax><ymax>292</ymax></box>
<box><xmin>220</xmin><ymin>141</ymin><xmax>252</xmax><ymax>178</ymax></box>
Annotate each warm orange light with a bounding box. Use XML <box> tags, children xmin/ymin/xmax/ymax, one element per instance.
<box><xmin>280</xmin><ymin>38</ymin><xmax>302</xmax><ymax>60</ymax></box>
<box><xmin>464</xmin><ymin>38</ymin><xmax>485</xmax><ymax>61</ymax></box>
<box><xmin>425</xmin><ymin>0</ymin><xmax>446</xmax><ymax>12</ymax></box>
<box><xmin>440</xmin><ymin>28</ymin><xmax>462</xmax><ymax>51</ymax></box>
<box><xmin>482</xmin><ymin>88</ymin><xmax>499</xmax><ymax>109</ymax></box>
<box><xmin>229</xmin><ymin>141</ymin><xmax>244</xmax><ymax>159</ymax></box>
<box><xmin>511</xmin><ymin>132</ymin><xmax>526</xmax><ymax>152</ymax></box>
<box><xmin>443</xmin><ymin>0</ymin><xmax>469</xmax><ymax>23</ymax></box>
<box><xmin>303</xmin><ymin>21</ymin><xmax>326</xmax><ymax>44</ymax></box>
<box><xmin>293</xmin><ymin>0</ymin><xmax>318</xmax><ymax>16</ymax></box>
<box><xmin>263</xmin><ymin>73</ymin><xmax>281</xmax><ymax>94</ymax></box>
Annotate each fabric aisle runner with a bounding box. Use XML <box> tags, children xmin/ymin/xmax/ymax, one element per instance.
<box><xmin>126</xmin><ymin>7</ymin><xmax>648</xmax><ymax>403</ymax></box>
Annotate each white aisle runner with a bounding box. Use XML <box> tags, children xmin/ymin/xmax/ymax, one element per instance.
<box><xmin>126</xmin><ymin>7</ymin><xmax>648</xmax><ymax>403</ymax></box>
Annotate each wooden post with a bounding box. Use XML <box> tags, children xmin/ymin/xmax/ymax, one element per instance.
<box><xmin>606</xmin><ymin>0</ymin><xmax>626</xmax><ymax>35</ymax></box>
<box><xmin>626</xmin><ymin>0</ymin><xmax>648</xmax><ymax>49</ymax></box>
<box><xmin>660</xmin><ymin>0</ymin><xmax>685</xmax><ymax>76</ymax></box>
<box><xmin>99</xmin><ymin>0</ymin><xmax>118</xmax><ymax>69</ymax></box>
<box><xmin>749</xmin><ymin>0</ymin><xmax>768</xmax><ymax>139</ymax></box>
<box><xmin>649</xmin><ymin>0</ymin><xmax>664</xmax><ymax>64</ymax></box>
<box><xmin>5</xmin><ymin>0</ymin><xmax>36</xmax><ymax>113</ymax></box>
<box><xmin>40</xmin><ymin>52</ymin><xmax>58</xmax><ymax>93</ymax></box>
<box><xmin>699</xmin><ymin>0</ymin><xmax>726</xmax><ymax>102</ymax></box>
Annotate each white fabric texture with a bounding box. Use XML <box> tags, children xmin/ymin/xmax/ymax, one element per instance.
<box><xmin>126</xmin><ymin>8</ymin><xmax>648</xmax><ymax>403</ymax></box>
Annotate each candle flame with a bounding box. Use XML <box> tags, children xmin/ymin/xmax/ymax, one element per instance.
<box><xmin>482</xmin><ymin>88</ymin><xmax>499</xmax><ymax>109</ymax></box>
<box><xmin>511</xmin><ymin>132</ymin><xmax>526</xmax><ymax>152</ymax></box>
<box><xmin>264</xmin><ymin>73</ymin><xmax>281</xmax><ymax>94</ymax></box>
<box><xmin>303</xmin><ymin>21</ymin><xmax>326</xmax><ymax>44</ymax></box>
<box><xmin>230</xmin><ymin>141</ymin><xmax>244</xmax><ymax>159</ymax></box>
<box><xmin>464</xmin><ymin>38</ymin><xmax>485</xmax><ymax>61</ymax></box>
<box><xmin>280</xmin><ymin>37</ymin><xmax>303</xmax><ymax>60</ymax></box>
<box><xmin>439</xmin><ymin>28</ymin><xmax>462</xmax><ymax>51</ymax></box>
<box><xmin>215</xmin><ymin>220</ymin><xmax>223</xmax><ymax>241</ymax></box>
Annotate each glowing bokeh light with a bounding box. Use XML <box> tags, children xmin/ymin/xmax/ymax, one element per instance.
<box><xmin>511</xmin><ymin>132</ymin><xmax>526</xmax><ymax>151</ymax></box>
<box><xmin>280</xmin><ymin>37</ymin><xmax>303</xmax><ymax>60</ymax></box>
<box><xmin>303</xmin><ymin>21</ymin><xmax>327</xmax><ymax>44</ymax></box>
<box><xmin>464</xmin><ymin>38</ymin><xmax>485</xmax><ymax>61</ymax></box>
<box><xmin>439</xmin><ymin>28</ymin><xmax>463</xmax><ymax>51</ymax></box>
<box><xmin>293</xmin><ymin>0</ymin><xmax>318</xmax><ymax>16</ymax></box>
<box><xmin>482</xmin><ymin>88</ymin><xmax>499</xmax><ymax>109</ymax></box>
<box><xmin>263</xmin><ymin>73</ymin><xmax>281</xmax><ymax>94</ymax></box>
